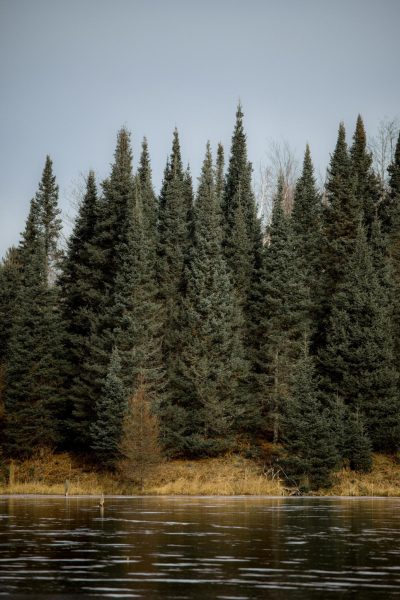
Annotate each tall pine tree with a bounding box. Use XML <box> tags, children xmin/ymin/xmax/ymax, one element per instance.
<box><xmin>292</xmin><ymin>145</ymin><xmax>323</xmax><ymax>339</ymax></box>
<box><xmin>157</xmin><ymin>129</ymin><xmax>192</xmax><ymax>447</ymax></box>
<box><xmin>166</xmin><ymin>143</ymin><xmax>247</xmax><ymax>456</ymax></box>
<box><xmin>77</xmin><ymin>129</ymin><xmax>135</xmax><ymax>450</ymax></box>
<box><xmin>281</xmin><ymin>342</ymin><xmax>338</xmax><ymax>490</ymax></box>
<box><xmin>320</xmin><ymin>223</ymin><xmax>399</xmax><ymax>452</ymax></box>
<box><xmin>5</xmin><ymin>196</ymin><xmax>64</xmax><ymax>456</ymax></box>
<box><xmin>350</xmin><ymin>115</ymin><xmax>381</xmax><ymax>236</ymax></box>
<box><xmin>59</xmin><ymin>172</ymin><xmax>100</xmax><ymax>445</ymax></box>
<box><xmin>255</xmin><ymin>176</ymin><xmax>310</xmax><ymax>442</ymax></box>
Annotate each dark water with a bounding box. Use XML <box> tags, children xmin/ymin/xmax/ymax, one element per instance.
<box><xmin>0</xmin><ymin>496</ymin><xmax>400</xmax><ymax>599</ymax></box>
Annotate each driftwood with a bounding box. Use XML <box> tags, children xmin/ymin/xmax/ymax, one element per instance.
<box><xmin>262</xmin><ymin>463</ymin><xmax>302</xmax><ymax>496</ymax></box>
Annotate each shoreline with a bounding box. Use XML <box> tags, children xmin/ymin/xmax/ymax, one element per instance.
<box><xmin>1</xmin><ymin>450</ymin><xmax>400</xmax><ymax>497</ymax></box>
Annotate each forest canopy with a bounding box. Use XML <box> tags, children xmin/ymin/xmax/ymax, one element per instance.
<box><xmin>1</xmin><ymin>106</ymin><xmax>400</xmax><ymax>491</ymax></box>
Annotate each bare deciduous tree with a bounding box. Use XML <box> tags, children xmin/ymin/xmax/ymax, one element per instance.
<box><xmin>119</xmin><ymin>377</ymin><xmax>163</xmax><ymax>491</ymax></box>
<box><xmin>255</xmin><ymin>139</ymin><xmax>299</xmax><ymax>226</ymax></box>
<box><xmin>369</xmin><ymin>117</ymin><xmax>399</xmax><ymax>189</ymax></box>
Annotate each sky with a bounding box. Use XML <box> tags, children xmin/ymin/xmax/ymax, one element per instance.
<box><xmin>0</xmin><ymin>0</ymin><xmax>399</xmax><ymax>257</ymax></box>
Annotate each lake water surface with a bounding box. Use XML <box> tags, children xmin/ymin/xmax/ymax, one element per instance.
<box><xmin>0</xmin><ymin>496</ymin><xmax>400</xmax><ymax>598</ymax></box>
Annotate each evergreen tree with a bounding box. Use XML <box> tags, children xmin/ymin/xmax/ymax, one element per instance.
<box><xmin>343</xmin><ymin>408</ymin><xmax>373</xmax><ymax>473</ymax></box>
<box><xmin>320</xmin><ymin>223</ymin><xmax>400</xmax><ymax>451</ymax></box>
<box><xmin>157</xmin><ymin>129</ymin><xmax>192</xmax><ymax>442</ymax></box>
<box><xmin>223</xmin><ymin>106</ymin><xmax>264</xmax><ymax>431</ymax></box>
<box><xmin>214</xmin><ymin>142</ymin><xmax>225</xmax><ymax>225</ymax></box>
<box><xmin>256</xmin><ymin>177</ymin><xmax>310</xmax><ymax>442</ymax></box>
<box><xmin>292</xmin><ymin>145</ymin><xmax>323</xmax><ymax>336</ymax></box>
<box><xmin>0</xmin><ymin>247</ymin><xmax>21</xmax><ymax>364</ymax></box>
<box><xmin>167</xmin><ymin>144</ymin><xmax>247</xmax><ymax>456</ymax></box>
<box><xmin>90</xmin><ymin>347</ymin><xmax>127</xmax><ymax>467</ymax></box>
<box><xmin>323</xmin><ymin>123</ymin><xmax>360</xmax><ymax>295</ymax></box>
<box><xmin>77</xmin><ymin>129</ymin><xmax>135</xmax><ymax>448</ymax></box>
<box><xmin>4</xmin><ymin>199</ymin><xmax>64</xmax><ymax>456</ymax></box>
<box><xmin>379</xmin><ymin>134</ymin><xmax>400</xmax><ymax>377</ymax></box>
<box><xmin>222</xmin><ymin>105</ymin><xmax>262</xmax><ymax>309</ymax></box>
<box><xmin>138</xmin><ymin>137</ymin><xmax>158</xmax><ymax>244</ymax></box>
<box><xmin>281</xmin><ymin>343</ymin><xmax>338</xmax><ymax>491</ymax></box>
<box><xmin>59</xmin><ymin>172</ymin><xmax>99</xmax><ymax>445</ymax></box>
<box><xmin>380</xmin><ymin>131</ymin><xmax>400</xmax><ymax>236</ymax></box>
<box><xmin>110</xmin><ymin>180</ymin><xmax>164</xmax><ymax>401</ymax></box>
<box><xmin>350</xmin><ymin>115</ymin><xmax>381</xmax><ymax>236</ymax></box>
<box><xmin>34</xmin><ymin>155</ymin><xmax>63</xmax><ymax>283</ymax></box>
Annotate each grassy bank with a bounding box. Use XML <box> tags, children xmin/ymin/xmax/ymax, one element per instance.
<box><xmin>1</xmin><ymin>449</ymin><xmax>400</xmax><ymax>496</ymax></box>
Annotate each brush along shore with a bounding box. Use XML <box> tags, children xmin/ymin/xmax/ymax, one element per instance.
<box><xmin>1</xmin><ymin>449</ymin><xmax>400</xmax><ymax>497</ymax></box>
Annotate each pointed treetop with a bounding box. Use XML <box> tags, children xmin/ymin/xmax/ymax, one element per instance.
<box><xmin>216</xmin><ymin>142</ymin><xmax>224</xmax><ymax>166</ymax></box>
<box><xmin>138</xmin><ymin>137</ymin><xmax>153</xmax><ymax>188</ymax></box>
<box><xmin>171</xmin><ymin>128</ymin><xmax>183</xmax><ymax>177</ymax></box>
<box><xmin>111</xmin><ymin>127</ymin><xmax>133</xmax><ymax>181</ymax></box>
<box><xmin>198</xmin><ymin>141</ymin><xmax>213</xmax><ymax>192</ymax></box>
<box><xmin>304</xmin><ymin>143</ymin><xmax>312</xmax><ymax>167</ymax></box>
<box><xmin>292</xmin><ymin>144</ymin><xmax>319</xmax><ymax>229</ymax></box>
<box><xmin>86</xmin><ymin>170</ymin><xmax>97</xmax><ymax>196</ymax></box>
<box><xmin>334</xmin><ymin>122</ymin><xmax>348</xmax><ymax>157</ymax></box>
<box><xmin>350</xmin><ymin>114</ymin><xmax>374</xmax><ymax>171</ymax></box>
<box><xmin>326</xmin><ymin>122</ymin><xmax>351</xmax><ymax>193</ymax></box>
<box><xmin>299</xmin><ymin>143</ymin><xmax>315</xmax><ymax>183</ymax></box>
<box><xmin>215</xmin><ymin>143</ymin><xmax>225</xmax><ymax>203</ymax></box>
<box><xmin>236</xmin><ymin>101</ymin><xmax>244</xmax><ymax>122</ymax></box>
<box><xmin>352</xmin><ymin>115</ymin><xmax>367</xmax><ymax>154</ymax></box>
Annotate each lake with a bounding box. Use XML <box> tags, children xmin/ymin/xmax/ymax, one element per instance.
<box><xmin>0</xmin><ymin>496</ymin><xmax>399</xmax><ymax>598</ymax></box>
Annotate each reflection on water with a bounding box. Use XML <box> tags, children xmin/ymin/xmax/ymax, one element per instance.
<box><xmin>0</xmin><ymin>496</ymin><xmax>400</xmax><ymax>598</ymax></box>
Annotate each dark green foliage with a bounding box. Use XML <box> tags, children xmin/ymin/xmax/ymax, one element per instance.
<box><xmin>90</xmin><ymin>347</ymin><xmax>127</xmax><ymax>467</ymax></box>
<box><xmin>320</xmin><ymin>223</ymin><xmax>400</xmax><ymax>451</ymax></box>
<box><xmin>77</xmin><ymin>129</ymin><xmax>135</xmax><ymax>448</ymax></box>
<box><xmin>3</xmin><ymin>112</ymin><xmax>400</xmax><ymax>477</ymax></box>
<box><xmin>158</xmin><ymin>129</ymin><xmax>191</xmax><ymax>306</ymax></box>
<box><xmin>256</xmin><ymin>177</ymin><xmax>310</xmax><ymax>442</ymax></box>
<box><xmin>222</xmin><ymin>105</ymin><xmax>262</xmax><ymax>308</ymax></box>
<box><xmin>157</xmin><ymin>130</ymin><xmax>192</xmax><ymax>438</ymax></box>
<box><xmin>323</xmin><ymin>123</ymin><xmax>361</xmax><ymax>294</ymax></box>
<box><xmin>165</xmin><ymin>144</ymin><xmax>247</xmax><ymax>456</ymax></box>
<box><xmin>281</xmin><ymin>345</ymin><xmax>338</xmax><ymax>490</ymax></box>
<box><xmin>350</xmin><ymin>115</ymin><xmax>381</xmax><ymax>236</ymax></box>
<box><xmin>379</xmin><ymin>135</ymin><xmax>400</xmax><ymax>380</ymax></box>
<box><xmin>381</xmin><ymin>132</ymin><xmax>400</xmax><ymax>236</ymax></box>
<box><xmin>222</xmin><ymin>106</ymin><xmax>264</xmax><ymax>432</ymax></box>
<box><xmin>4</xmin><ymin>199</ymin><xmax>64</xmax><ymax>457</ymax></box>
<box><xmin>215</xmin><ymin>142</ymin><xmax>225</xmax><ymax>215</ymax></box>
<box><xmin>34</xmin><ymin>155</ymin><xmax>63</xmax><ymax>281</ymax></box>
<box><xmin>112</xmin><ymin>180</ymin><xmax>164</xmax><ymax>401</ymax></box>
<box><xmin>90</xmin><ymin>134</ymin><xmax>164</xmax><ymax>460</ymax></box>
<box><xmin>0</xmin><ymin>247</ymin><xmax>21</xmax><ymax>364</ymax></box>
<box><xmin>292</xmin><ymin>145</ymin><xmax>323</xmax><ymax>337</ymax></box>
<box><xmin>138</xmin><ymin>137</ymin><xmax>158</xmax><ymax>244</ymax></box>
<box><xmin>59</xmin><ymin>172</ymin><xmax>99</xmax><ymax>444</ymax></box>
<box><xmin>343</xmin><ymin>409</ymin><xmax>373</xmax><ymax>473</ymax></box>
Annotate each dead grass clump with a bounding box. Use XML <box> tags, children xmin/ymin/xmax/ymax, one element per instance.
<box><xmin>0</xmin><ymin>449</ymin><xmax>121</xmax><ymax>495</ymax></box>
<box><xmin>320</xmin><ymin>454</ymin><xmax>400</xmax><ymax>497</ymax></box>
<box><xmin>144</xmin><ymin>455</ymin><xmax>286</xmax><ymax>496</ymax></box>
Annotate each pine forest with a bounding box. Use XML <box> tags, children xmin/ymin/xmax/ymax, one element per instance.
<box><xmin>1</xmin><ymin>106</ymin><xmax>400</xmax><ymax>493</ymax></box>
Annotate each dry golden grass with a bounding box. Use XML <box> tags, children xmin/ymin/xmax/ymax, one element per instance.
<box><xmin>0</xmin><ymin>449</ymin><xmax>121</xmax><ymax>496</ymax></box>
<box><xmin>2</xmin><ymin>449</ymin><xmax>400</xmax><ymax>497</ymax></box>
<box><xmin>324</xmin><ymin>454</ymin><xmax>400</xmax><ymax>497</ymax></box>
<box><xmin>144</xmin><ymin>455</ymin><xmax>286</xmax><ymax>496</ymax></box>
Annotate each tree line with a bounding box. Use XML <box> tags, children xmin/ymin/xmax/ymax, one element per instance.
<box><xmin>1</xmin><ymin>106</ymin><xmax>400</xmax><ymax>490</ymax></box>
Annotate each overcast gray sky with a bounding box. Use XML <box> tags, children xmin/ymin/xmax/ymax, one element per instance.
<box><xmin>0</xmin><ymin>0</ymin><xmax>399</xmax><ymax>258</ymax></box>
